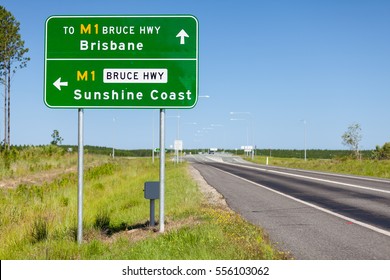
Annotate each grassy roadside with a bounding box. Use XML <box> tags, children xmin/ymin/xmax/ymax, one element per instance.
<box><xmin>248</xmin><ymin>156</ymin><xmax>390</xmax><ymax>179</ymax></box>
<box><xmin>0</xmin><ymin>155</ymin><xmax>287</xmax><ymax>260</ymax></box>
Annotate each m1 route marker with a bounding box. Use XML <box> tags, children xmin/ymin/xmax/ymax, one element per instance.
<box><xmin>44</xmin><ymin>15</ymin><xmax>198</xmax><ymax>241</ymax></box>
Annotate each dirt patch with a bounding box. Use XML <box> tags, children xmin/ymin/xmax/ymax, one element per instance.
<box><xmin>107</xmin><ymin>216</ymin><xmax>202</xmax><ymax>244</ymax></box>
<box><xmin>187</xmin><ymin>164</ymin><xmax>231</xmax><ymax>211</ymax></box>
<box><xmin>0</xmin><ymin>166</ymin><xmax>78</xmax><ymax>189</ymax></box>
<box><xmin>0</xmin><ymin>158</ymin><xmax>105</xmax><ymax>189</ymax></box>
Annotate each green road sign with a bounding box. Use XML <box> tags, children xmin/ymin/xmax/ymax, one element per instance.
<box><xmin>44</xmin><ymin>15</ymin><xmax>198</xmax><ymax>109</ymax></box>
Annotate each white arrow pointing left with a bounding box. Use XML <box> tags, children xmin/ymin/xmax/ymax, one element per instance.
<box><xmin>53</xmin><ymin>77</ymin><xmax>68</xmax><ymax>91</ymax></box>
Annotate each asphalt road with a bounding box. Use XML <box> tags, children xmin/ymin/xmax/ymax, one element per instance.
<box><xmin>186</xmin><ymin>153</ymin><xmax>390</xmax><ymax>259</ymax></box>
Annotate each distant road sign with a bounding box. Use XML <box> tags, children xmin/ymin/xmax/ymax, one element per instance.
<box><xmin>174</xmin><ymin>140</ymin><xmax>183</xmax><ymax>151</ymax></box>
<box><xmin>44</xmin><ymin>15</ymin><xmax>198</xmax><ymax>109</ymax></box>
<box><xmin>241</xmin><ymin>145</ymin><xmax>253</xmax><ymax>152</ymax></box>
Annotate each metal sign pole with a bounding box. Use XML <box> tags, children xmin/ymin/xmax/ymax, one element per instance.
<box><xmin>77</xmin><ymin>108</ymin><xmax>84</xmax><ymax>244</ymax></box>
<box><xmin>159</xmin><ymin>109</ymin><xmax>165</xmax><ymax>233</ymax></box>
<box><xmin>150</xmin><ymin>199</ymin><xmax>155</xmax><ymax>226</ymax></box>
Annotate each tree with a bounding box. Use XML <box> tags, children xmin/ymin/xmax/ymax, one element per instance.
<box><xmin>51</xmin><ymin>130</ymin><xmax>63</xmax><ymax>146</ymax></box>
<box><xmin>372</xmin><ymin>142</ymin><xmax>390</xmax><ymax>160</ymax></box>
<box><xmin>0</xmin><ymin>6</ymin><xmax>30</xmax><ymax>150</ymax></box>
<box><xmin>341</xmin><ymin>123</ymin><xmax>362</xmax><ymax>159</ymax></box>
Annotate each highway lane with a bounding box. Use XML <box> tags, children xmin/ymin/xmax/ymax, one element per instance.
<box><xmin>186</xmin><ymin>154</ymin><xmax>390</xmax><ymax>259</ymax></box>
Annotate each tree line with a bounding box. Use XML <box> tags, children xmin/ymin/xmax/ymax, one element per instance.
<box><xmin>3</xmin><ymin>144</ymin><xmax>390</xmax><ymax>160</ymax></box>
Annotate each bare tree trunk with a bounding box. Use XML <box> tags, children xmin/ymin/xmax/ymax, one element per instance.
<box><xmin>7</xmin><ymin>63</ymin><xmax>10</xmax><ymax>150</ymax></box>
<box><xmin>4</xmin><ymin>69</ymin><xmax>8</xmax><ymax>150</ymax></box>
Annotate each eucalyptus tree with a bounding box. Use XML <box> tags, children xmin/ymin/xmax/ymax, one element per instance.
<box><xmin>342</xmin><ymin>123</ymin><xmax>362</xmax><ymax>160</ymax></box>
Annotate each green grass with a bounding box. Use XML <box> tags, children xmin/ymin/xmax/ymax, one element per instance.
<box><xmin>0</xmin><ymin>146</ymin><xmax>109</xmax><ymax>182</ymax></box>
<box><xmin>249</xmin><ymin>156</ymin><xmax>390</xmax><ymax>179</ymax></box>
<box><xmin>0</xmin><ymin>155</ymin><xmax>286</xmax><ymax>260</ymax></box>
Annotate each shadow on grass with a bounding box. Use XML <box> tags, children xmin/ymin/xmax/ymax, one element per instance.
<box><xmin>101</xmin><ymin>221</ymin><xmax>156</xmax><ymax>237</ymax></box>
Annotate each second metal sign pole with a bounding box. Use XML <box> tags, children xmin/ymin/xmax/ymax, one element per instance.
<box><xmin>77</xmin><ymin>108</ymin><xmax>84</xmax><ymax>244</ymax></box>
<box><xmin>159</xmin><ymin>109</ymin><xmax>165</xmax><ymax>233</ymax></box>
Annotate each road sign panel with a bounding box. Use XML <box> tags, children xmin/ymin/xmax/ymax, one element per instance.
<box><xmin>174</xmin><ymin>140</ymin><xmax>183</xmax><ymax>151</ymax></box>
<box><xmin>44</xmin><ymin>15</ymin><xmax>198</xmax><ymax>109</ymax></box>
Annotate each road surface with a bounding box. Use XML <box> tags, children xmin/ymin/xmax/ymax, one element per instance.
<box><xmin>186</xmin><ymin>153</ymin><xmax>390</xmax><ymax>259</ymax></box>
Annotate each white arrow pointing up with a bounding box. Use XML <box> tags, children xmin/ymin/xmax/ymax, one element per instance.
<box><xmin>53</xmin><ymin>77</ymin><xmax>68</xmax><ymax>91</ymax></box>
<box><xmin>176</xmin><ymin>29</ymin><xmax>189</xmax><ymax>45</ymax></box>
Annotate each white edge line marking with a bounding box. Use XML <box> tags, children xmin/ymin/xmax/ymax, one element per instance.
<box><xmin>255</xmin><ymin>163</ymin><xmax>390</xmax><ymax>184</ymax></box>
<box><xmin>209</xmin><ymin>165</ymin><xmax>390</xmax><ymax>238</ymax></box>
<box><xmin>223</xmin><ymin>161</ymin><xmax>390</xmax><ymax>195</ymax></box>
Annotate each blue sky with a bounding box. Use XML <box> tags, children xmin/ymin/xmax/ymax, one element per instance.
<box><xmin>1</xmin><ymin>0</ymin><xmax>389</xmax><ymax>151</ymax></box>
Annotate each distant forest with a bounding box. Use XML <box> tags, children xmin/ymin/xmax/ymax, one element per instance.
<box><xmin>9</xmin><ymin>145</ymin><xmax>373</xmax><ymax>159</ymax></box>
<box><xmin>61</xmin><ymin>145</ymin><xmax>153</xmax><ymax>157</ymax></box>
<box><xmin>247</xmin><ymin>149</ymin><xmax>372</xmax><ymax>159</ymax></box>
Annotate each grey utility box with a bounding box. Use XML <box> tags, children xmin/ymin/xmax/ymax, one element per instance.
<box><xmin>144</xmin><ymin>181</ymin><xmax>160</xmax><ymax>200</ymax></box>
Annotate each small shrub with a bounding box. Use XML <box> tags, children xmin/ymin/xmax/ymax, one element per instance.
<box><xmin>31</xmin><ymin>186</ymin><xmax>44</xmax><ymax>202</ymax></box>
<box><xmin>2</xmin><ymin>150</ymin><xmax>12</xmax><ymax>170</ymax></box>
<box><xmin>60</xmin><ymin>196</ymin><xmax>69</xmax><ymax>207</ymax></box>
<box><xmin>92</xmin><ymin>183</ymin><xmax>105</xmax><ymax>190</ymax></box>
<box><xmin>93</xmin><ymin>209</ymin><xmax>110</xmax><ymax>231</ymax></box>
<box><xmin>86</xmin><ymin>163</ymin><xmax>115</xmax><ymax>180</ymax></box>
<box><xmin>31</xmin><ymin>217</ymin><xmax>48</xmax><ymax>243</ymax></box>
<box><xmin>68</xmin><ymin>225</ymin><xmax>78</xmax><ymax>242</ymax></box>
